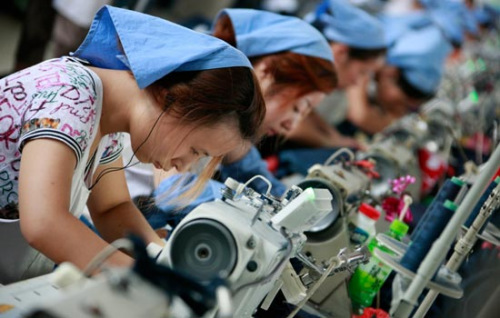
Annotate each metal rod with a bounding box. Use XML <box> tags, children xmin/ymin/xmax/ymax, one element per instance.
<box><xmin>413</xmin><ymin>183</ymin><xmax>500</xmax><ymax>318</ymax></box>
<box><xmin>391</xmin><ymin>144</ymin><xmax>500</xmax><ymax>318</ymax></box>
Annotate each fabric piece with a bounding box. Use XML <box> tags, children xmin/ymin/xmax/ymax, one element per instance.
<box><xmin>154</xmin><ymin>173</ymin><xmax>224</xmax><ymax>228</ymax></box>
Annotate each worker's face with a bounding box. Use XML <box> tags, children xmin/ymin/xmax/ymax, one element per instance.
<box><xmin>264</xmin><ymin>89</ymin><xmax>326</xmax><ymax>137</ymax></box>
<box><xmin>375</xmin><ymin>65</ymin><xmax>423</xmax><ymax>117</ymax></box>
<box><xmin>332</xmin><ymin>43</ymin><xmax>385</xmax><ymax>89</ymax></box>
<box><xmin>131</xmin><ymin>117</ymin><xmax>241</xmax><ymax>172</ymax></box>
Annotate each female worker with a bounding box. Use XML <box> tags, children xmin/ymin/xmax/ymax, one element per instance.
<box><xmin>0</xmin><ymin>5</ymin><xmax>265</xmax><ymax>284</ymax></box>
<box><xmin>212</xmin><ymin>8</ymin><xmax>338</xmax><ymax>197</ymax></box>
<box><xmin>345</xmin><ymin>20</ymin><xmax>453</xmax><ymax>135</ymax></box>
<box><xmin>287</xmin><ymin>0</ymin><xmax>387</xmax><ymax>148</ymax></box>
<box><xmin>145</xmin><ymin>8</ymin><xmax>337</xmax><ymax>229</ymax></box>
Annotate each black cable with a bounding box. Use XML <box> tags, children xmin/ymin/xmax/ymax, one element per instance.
<box><xmin>89</xmin><ymin>108</ymin><xmax>167</xmax><ymax>190</ymax></box>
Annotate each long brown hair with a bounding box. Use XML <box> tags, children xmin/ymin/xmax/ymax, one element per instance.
<box><xmin>150</xmin><ymin>67</ymin><xmax>265</xmax><ymax>142</ymax></box>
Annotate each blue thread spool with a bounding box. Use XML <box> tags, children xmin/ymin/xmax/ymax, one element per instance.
<box><xmin>463</xmin><ymin>177</ymin><xmax>500</xmax><ymax>233</ymax></box>
<box><xmin>410</xmin><ymin>177</ymin><xmax>464</xmax><ymax>240</ymax></box>
<box><xmin>401</xmin><ymin>200</ymin><xmax>458</xmax><ymax>272</ymax></box>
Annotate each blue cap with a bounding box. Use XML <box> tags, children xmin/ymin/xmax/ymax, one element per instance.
<box><xmin>387</xmin><ymin>25</ymin><xmax>452</xmax><ymax>95</ymax></box>
<box><xmin>473</xmin><ymin>6</ymin><xmax>494</xmax><ymax>25</ymax></box>
<box><xmin>379</xmin><ymin>11</ymin><xmax>433</xmax><ymax>46</ymax></box>
<box><xmin>305</xmin><ymin>0</ymin><xmax>386</xmax><ymax>49</ymax></box>
<box><xmin>421</xmin><ymin>0</ymin><xmax>479</xmax><ymax>42</ymax></box>
<box><xmin>213</xmin><ymin>9</ymin><xmax>333</xmax><ymax>62</ymax></box>
<box><xmin>72</xmin><ymin>6</ymin><xmax>251</xmax><ymax>89</ymax></box>
<box><xmin>429</xmin><ymin>8</ymin><xmax>465</xmax><ymax>44</ymax></box>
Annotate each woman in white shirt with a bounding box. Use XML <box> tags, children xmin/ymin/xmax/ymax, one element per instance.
<box><xmin>0</xmin><ymin>5</ymin><xmax>265</xmax><ymax>284</ymax></box>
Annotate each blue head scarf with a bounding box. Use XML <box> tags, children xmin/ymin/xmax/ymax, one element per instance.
<box><xmin>420</xmin><ymin>0</ymin><xmax>479</xmax><ymax>44</ymax></box>
<box><xmin>379</xmin><ymin>11</ymin><xmax>433</xmax><ymax>46</ymax></box>
<box><xmin>305</xmin><ymin>0</ymin><xmax>386</xmax><ymax>49</ymax></box>
<box><xmin>212</xmin><ymin>9</ymin><xmax>333</xmax><ymax>62</ymax></box>
<box><xmin>72</xmin><ymin>5</ymin><xmax>252</xmax><ymax>89</ymax></box>
<box><xmin>387</xmin><ymin>25</ymin><xmax>452</xmax><ymax>95</ymax></box>
<box><xmin>473</xmin><ymin>5</ymin><xmax>495</xmax><ymax>25</ymax></box>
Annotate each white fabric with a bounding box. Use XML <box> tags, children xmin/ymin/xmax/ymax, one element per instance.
<box><xmin>122</xmin><ymin>134</ymin><xmax>155</xmax><ymax>199</ymax></box>
<box><xmin>53</xmin><ymin>0</ymin><xmax>111</xmax><ymax>27</ymax></box>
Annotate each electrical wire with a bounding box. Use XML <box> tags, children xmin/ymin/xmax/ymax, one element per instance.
<box><xmin>324</xmin><ymin>148</ymin><xmax>355</xmax><ymax>166</ymax></box>
<box><xmin>231</xmin><ymin>228</ymin><xmax>293</xmax><ymax>296</ymax></box>
<box><xmin>83</xmin><ymin>238</ymin><xmax>134</xmax><ymax>277</ymax></box>
<box><xmin>89</xmin><ymin>108</ymin><xmax>167</xmax><ymax>190</ymax></box>
<box><xmin>242</xmin><ymin>175</ymin><xmax>273</xmax><ymax>197</ymax></box>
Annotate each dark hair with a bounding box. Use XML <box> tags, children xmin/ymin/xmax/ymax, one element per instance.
<box><xmin>150</xmin><ymin>67</ymin><xmax>265</xmax><ymax>202</ymax></box>
<box><xmin>397</xmin><ymin>68</ymin><xmax>435</xmax><ymax>101</ymax></box>
<box><xmin>149</xmin><ymin>67</ymin><xmax>265</xmax><ymax>143</ymax></box>
<box><xmin>347</xmin><ymin>46</ymin><xmax>387</xmax><ymax>61</ymax></box>
<box><xmin>212</xmin><ymin>13</ymin><xmax>237</xmax><ymax>47</ymax></box>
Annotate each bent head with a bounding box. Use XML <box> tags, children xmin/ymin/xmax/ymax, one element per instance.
<box><xmin>330</xmin><ymin>43</ymin><xmax>386</xmax><ymax>89</ymax></box>
<box><xmin>132</xmin><ymin>67</ymin><xmax>265</xmax><ymax>173</ymax></box>
<box><xmin>212</xmin><ymin>12</ymin><xmax>337</xmax><ymax>137</ymax></box>
<box><xmin>251</xmin><ymin>53</ymin><xmax>336</xmax><ymax>136</ymax></box>
<box><xmin>375</xmin><ymin>65</ymin><xmax>433</xmax><ymax>117</ymax></box>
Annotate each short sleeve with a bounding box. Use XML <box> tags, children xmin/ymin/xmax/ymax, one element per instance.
<box><xmin>99</xmin><ymin>133</ymin><xmax>124</xmax><ymax>165</ymax></box>
<box><xmin>18</xmin><ymin>58</ymin><xmax>101</xmax><ymax>165</ymax></box>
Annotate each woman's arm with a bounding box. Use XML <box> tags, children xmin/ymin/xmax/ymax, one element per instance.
<box><xmin>288</xmin><ymin>110</ymin><xmax>362</xmax><ymax>149</ymax></box>
<box><xmin>86</xmin><ymin>156</ymin><xmax>165</xmax><ymax>247</ymax></box>
<box><xmin>345</xmin><ymin>79</ymin><xmax>395</xmax><ymax>135</ymax></box>
<box><xmin>287</xmin><ymin>110</ymin><xmax>340</xmax><ymax>147</ymax></box>
<box><xmin>18</xmin><ymin>139</ymin><xmax>134</xmax><ymax>270</ymax></box>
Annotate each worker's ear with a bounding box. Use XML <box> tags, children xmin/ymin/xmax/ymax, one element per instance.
<box><xmin>332</xmin><ymin>43</ymin><xmax>350</xmax><ymax>64</ymax></box>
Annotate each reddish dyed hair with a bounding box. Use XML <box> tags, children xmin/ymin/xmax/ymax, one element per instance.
<box><xmin>213</xmin><ymin>14</ymin><xmax>337</xmax><ymax>107</ymax></box>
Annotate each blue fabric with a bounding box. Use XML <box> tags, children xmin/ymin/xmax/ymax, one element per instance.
<box><xmin>305</xmin><ymin>0</ymin><xmax>386</xmax><ymax>49</ymax></box>
<box><xmin>219</xmin><ymin>146</ymin><xmax>287</xmax><ymax>197</ymax></box>
<box><xmin>421</xmin><ymin>0</ymin><xmax>479</xmax><ymax>41</ymax></box>
<box><xmin>387</xmin><ymin>25</ymin><xmax>452</xmax><ymax>95</ymax></box>
<box><xmin>429</xmin><ymin>8</ymin><xmax>465</xmax><ymax>44</ymax></box>
<box><xmin>276</xmin><ymin>148</ymin><xmax>346</xmax><ymax>177</ymax></box>
<box><xmin>213</xmin><ymin>9</ymin><xmax>333</xmax><ymax>62</ymax></box>
<box><xmin>378</xmin><ymin>11</ymin><xmax>433</xmax><ymax>46</ymax></box>
<box><xmin>154</xmin><ymin>173</ymin><xmax>224</xmax><ymax>228</ymax></box>
<box><xmin>473</xmin><ymin>6</ymin><xmax>494</xmax><ymax>25</ymax></box>
<box><xmin>72</xmin><ymin>5</ymin><xmax>251</xmax><ymax>89</ymax></box>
